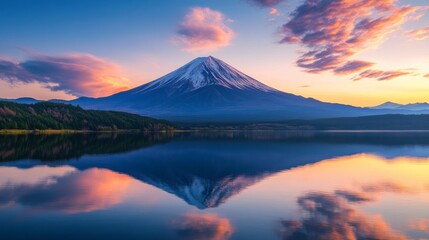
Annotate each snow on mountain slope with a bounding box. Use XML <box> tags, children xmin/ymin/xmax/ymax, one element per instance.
<box><xmin>130</xmin><ymin>56</ymin><xmax>276</xmax><ymax>95</ymax></box>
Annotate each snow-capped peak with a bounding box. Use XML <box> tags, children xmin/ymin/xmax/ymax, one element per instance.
<box><xmin>133</xmin><ymin>56</ymin><xmax>277</xmax><ymax>94</ymax></box>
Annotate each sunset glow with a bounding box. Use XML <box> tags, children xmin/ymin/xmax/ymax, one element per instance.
<box><xmin>0</xmin><ymin>0</ymin><xmax>427</xmax><ymax>106</ymax></box>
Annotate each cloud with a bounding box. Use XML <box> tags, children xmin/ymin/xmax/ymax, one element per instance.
<box><xmin>0</xmin><ymin>52</ymin><xmax>130</xmax><ymax>97</ymax></box>
<box><xmin>425</xmin><ymin>73</ymin><xmax>429</xmax><ymax>78</ymax></box>
<box><xmin>334</xmin><ymin>190</ymin><xmax>374</xmax><ymax>203</ymax></box>
<box><xmin>176</xmin><ymin>7</ymin><xmax>234</xmax><ymax>51</ymax></box>
<box><xmin>174</xmin><ymin>213</ymin><xmax>233</xmax><ymax>240</ymax></box>
<box><xmin>279</xmin><ymin>192</ymin><xmax>406</xmax><ymax>240</ymax></box>
<box><xmin>353</xmin><ymin>69</ymin><xmax>411</xmax><ymax>81</ymax></box>
<box><xmin>247</xmin><ymin>0</ymin><xmax>284</xmax><ymax>7</ymax></box>
<box><xmin>0</xmin><ymin>168</ymin><xmax>132</xmax><ymax>213</ymax></box>
<box><xmin>410</xmin><ymin>218</ymin><xmax>429</xmax><ymax>233</ymax></box>
<box><xmin>408</xmin><ymin>27</ymin><xmax>429</xmax><ymax>40</ymax></box>
<box><xmin>334</xmin><ymin>60</ymin><xmax>375</xmax><ymax>75</ymax></box>
<box><xmin>361</xmin><ymin>181</ymin><xmax>415</xmax><ymax>194</ymax></box>
<box><xmin>269</xmin><ymin>8</ymin><xmax>280</xmax><ymax>16</ymax></box>
<box><xmin>279</xmin><ymin>0</ymin><xmax>419</xmax><ymax>74</ymax></box>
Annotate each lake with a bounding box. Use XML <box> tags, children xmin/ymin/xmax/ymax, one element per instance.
<box><xmin>0</xmin><ymin>131</ymin><xmax>429</xmax><ymax>240</ymax></box>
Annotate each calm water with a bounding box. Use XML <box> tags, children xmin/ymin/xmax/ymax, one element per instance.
<box><xmin>1</xmin><ymin>131</ymin><xmax>429</xmax><ymax>240</ymax></box>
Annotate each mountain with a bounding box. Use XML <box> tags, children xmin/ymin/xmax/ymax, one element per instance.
<box><xmin>371</xmin><ymin>101</ymin><xmax>403</xmax><ymax>110</ymax></box>
<box><xmin>0</xmin><ymin>101</ymin><xmax>173</xmax><ymax>131</ymax></box>
<box><xmin>0</xmin><ymin>97</ymin><xmax>40</xmax><ymax>104</ymax></box>
<box><xmin>371</xmin><ymin>101</ymin><xmax>429</xmax><ymax>112</ymax></box>
<box><xmin>71</xmin><ymin>56</ymin><xmax>375</xmax><ymax>122</ymax></box>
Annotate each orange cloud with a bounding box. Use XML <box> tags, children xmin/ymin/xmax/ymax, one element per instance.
<box><xmin>174</xmin><ymin>213</ymin><xmax>233</xmax><ymax>240</ymax></box>
<box><xmin>176</xmin><ymin>7</ymin><xmax>234</xmax><ymax>51</ymax></box>
<box><xmin>0</xmin><ymin>168</ymin><xmax>132</xmax><ymax>213</ymax></box>
<box><xmin>0</xmin><ymin>52</ymin><xmax>130</xmax><ymax>97</ymax></box>
<box><xmin>408</xmin><ymin>27</ymin><xmax>429</xmax><ymax>40</ymax></box>
<box><xmin>279</xmin><ymin>0</ymin><xmax>420</xmax><ymax>74</ymax></box>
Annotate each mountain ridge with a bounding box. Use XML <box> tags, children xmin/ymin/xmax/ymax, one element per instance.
<box><xmin>371</xmin><ymin>101</ymin><xmax>429</xmax><ymax>111</ymax></box>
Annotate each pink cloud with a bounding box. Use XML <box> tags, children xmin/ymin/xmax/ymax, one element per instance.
<box><xmin>0</xmin><ymin>52</ymin><xmax>130</xmax><ymax>97</ymax></box>
<box><xmin>176</xmin><ymin>7</ymin><xmax>234</xmax><ymax>51</ymax></box>
<box><xmin>408</xmin><ymin>27</ymin><xmax>429</xmax><ymax>40</ymax></box>
<box><xmin>354</xmin><ymin>69</ymin><xmax>411</xmax><ymax>81</ymax></box>
<box><xmin>279</xmin><ymin>0</ymin><xmax>420</xmax><ymax>74</ymax></box>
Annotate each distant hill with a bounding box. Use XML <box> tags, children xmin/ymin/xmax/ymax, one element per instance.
<box><xmin>0</xmin><ymin>101</ymin><xmax>174</xmax><ymax>131</ymax></box>
<box><xmin>0</xmin><ymin>97</ymin><xmax>40</xmax><ymax>104</ymax></box>
<box><xmin>371</xmin><ymin>102</ymin><xmax>429</xmax><ymax>112</ymax></box>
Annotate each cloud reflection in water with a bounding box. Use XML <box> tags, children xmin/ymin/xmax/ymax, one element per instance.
<box><xmin>0</xmin><ymin>167</ymin><xmax>132</xmax><ymax>213</ymax></box>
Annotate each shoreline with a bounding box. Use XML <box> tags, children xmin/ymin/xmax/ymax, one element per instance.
<box><xmin>0</xmin><ymin>129</ymin><xmax>178</xmax><ymax>135</ymax></box>
<box><xmin>2</xmin><ymin>129</ymin><xmax>429</xmax><ymax>135</ymax></box>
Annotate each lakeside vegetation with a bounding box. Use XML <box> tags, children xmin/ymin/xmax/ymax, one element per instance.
<box><xmin>0</xmin><ymin>101</ymin><xmax>174</xmax><ymax>132</ymax></box>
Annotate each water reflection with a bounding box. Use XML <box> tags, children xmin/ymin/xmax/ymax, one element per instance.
<box><xmin>174</xmin><ymin>213</ymin><xmax>233</xmax><ymax>240</ymax></box>
<box><xmin>0</xmin><ymin>167</ymin><xmax>133</xmax><ymax>213</ymax></box>
<box><xmin>279</xmin><ymin>192</ymin><xmax>406</xmax><ymax>240</ymax></box>
<box><xmin>0</xmin><ymin>132</ymin><xmax>429</xmax><ymax>239</ymax></box>
<box><xmin>257</xmin><ymin>153</ymin><xmax>429</xmax><ymax>240</ymax></box>
<box><xmin>0</xmin><ymin>133</ymin><xmax>172</xmax><ymax>161</ymax></box>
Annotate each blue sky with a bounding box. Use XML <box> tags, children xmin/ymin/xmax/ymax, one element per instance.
<box><xmin>1</xmin><ymin>0</ymin><xmax>429</xmax><ymax>106</ymax></box>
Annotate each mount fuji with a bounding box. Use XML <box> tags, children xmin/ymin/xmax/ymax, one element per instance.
<box><xmin>72</xmin><ymin>56</ymin><xmax>374</xmax><ymax>122</ymax></box>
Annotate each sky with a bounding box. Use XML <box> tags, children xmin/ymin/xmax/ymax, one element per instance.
<box><xmin>0</xmin><ymin>0</ymin><xmax>428</xmax><ymax>106</ymax></box>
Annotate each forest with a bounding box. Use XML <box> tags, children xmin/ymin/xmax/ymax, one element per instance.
<box><xmin>0</xmin><ymin>101</ymin><xmax>174</xmax><ymax>131</ymax></box>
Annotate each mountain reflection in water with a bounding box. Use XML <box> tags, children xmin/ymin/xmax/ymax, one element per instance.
<box><xmin>0</xmin><ymin>131</ymin><xmax>429</xmax><ymax>240</ymax></box>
